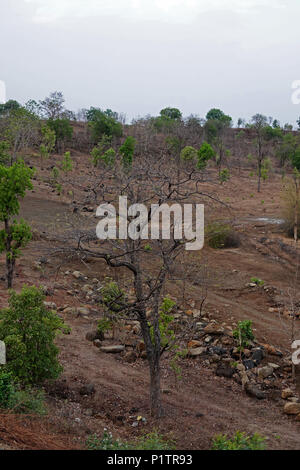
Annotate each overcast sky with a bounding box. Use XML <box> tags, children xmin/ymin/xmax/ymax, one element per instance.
<box><xmin>1</xmin><ymin>0</ymin><xmax>300</xmax><ymax>125</ymax></box>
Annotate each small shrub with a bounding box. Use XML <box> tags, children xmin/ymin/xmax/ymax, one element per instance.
<box><xmin>0</xmin><ymin>285</ymin><xmax>67</xmax><ymax>386</ymax></box>
<box><xmin>100</xmin><ymin>279</ymin><xmax>125</xmax><ymax>313</ymax></box>
<box><xmin>219</xmin><ymin>168</ymin><xmax>230</xmax><ymax>184</ymax></box>
<box><xmin>0</xmin><ymin>370</ymin><xmax>15</xmax><ymax>408</ymax></box>
<box><xmin>86</xmin><ymin>430</ymin><xmax>175</xmax><ymax>451</ymax></box>
<box><xmin>250</xmin><ymin>277</ymin><xmax>264</xmax><ymax>286</ymax></box>
<box><xmin>135</xmin><ymin>431</ymin><xmax>175</xmax><ymax>450</ymax></box>
<box><xmin>233</xmin><ymin>320</ymin><xmax>255</xmax><ymax>349</ymax></box>
<box><xmin>11</xmin><ymin>388</ymin><xmax>46</xmax><ymax>415</ymax></box>
<box><xmin>86</xmin><ymin>430</ymin><xmax>129</xmax><ymax>450</ymax></box>
<box><xmin>205</xmin><ymin>222</ymin><xmax>240</xmax><ymax>249</ymax></box>
<box><xmin>212</xmin><ymin>431</ymin><xmax>266</xmax><ymax>450</ymax></box>
<box><xmin>98</xmin><ymin>318</ymin><xmax>113</xmax><ymax>335</ymax></box>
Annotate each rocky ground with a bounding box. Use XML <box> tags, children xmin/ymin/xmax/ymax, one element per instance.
<box><xmin>1</xmin><ymin>154</ymin><xmax>300</xmax><ymax>450</ymax></box>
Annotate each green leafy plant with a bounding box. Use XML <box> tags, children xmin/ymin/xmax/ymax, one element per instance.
<box><xmin>86</xmin><ymin>429</ymin><xmax>175</xmax><ymax>451</ymax></box>
<box><xmin>219</xmin><ymin>168</ymin><xmax>230</xmax><ymax>184</ymax></box>
<box><xmin>197</xmin><ymin>142</ymin><xmax>215</xmax><ymax>170</ymax></box>
<box><xmin>0</xmin><ymin>285</ymin><xmax>67</xmax><ymax>385</ymax></box>
<box><xmin>119</xmin><ymin>136</ymin><xmax>136</xmax><ymax>169</ymax></box>
<box><xmin>0</xmin><ymin>161</ymin><xmax>34</xmax><ymax>287</ymax></box>
<box><xmin>86</xmin><ymin>430</ymin><xmax>129</xmax><ymax>450</ymax></box>
<box><xmin>233</xmin><ymin>320</ymin><xmax>255</xmax><ymax>351</ymax></box>
<box><xmin>205</xmin><ymin>222</ymin><xmax>240</xmax><ymax>249</ymax></box>
<box><xmin>61</xmin><ymin>151</ymin><xmax>73</xmax><ymax>173</ymax></box>
<box><xmin>250</xmin><ymin>277</ymin><xmax>265</xmax><ymax>286</ymax></box>
<box><xmin>150</xmin><ymin>296</ymin><xmax>176</xmax><ymax>348</ymax></box>
<box><xmin>100</xmin><ymin>279</ymin><xmax>125</xmax><ymax>313</ymax></box>
<box><xmin>180</xmin><ymin>146</ymin><xmax>198</xmax><ymax>162</ymax></box>
<box><xmin>98</xmin><ymin>318</ymin><xmax>113</xmax><ymax>335</ymax></box>
<box><xmin>212</xmin><ymin>431</ymin><xmax>266</xmax><ymax>450</ymax></box>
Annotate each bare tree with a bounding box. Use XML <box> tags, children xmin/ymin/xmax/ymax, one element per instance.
<box><xmin>51</xmin><ymin>148</ymin><xmax>222</xmax><ymax>417</ymax></box>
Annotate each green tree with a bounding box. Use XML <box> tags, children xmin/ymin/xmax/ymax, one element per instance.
<box><xmin>0</xmin><ymin>161</ymin><xmax>34</xmax><ymax>287</ymax></box>
<box><xmin>39</xmin><ymin>91</ymin><xmax>65</xmax><ymax>119</ymax></box>
<box><xmin>39</xmin><ymin>125</ymin><xmax>56</xmax><ymax>168</ymax></box>
<box><xmin>87</xmin><ymin>108</ymin><xmax>123</xmax><ymax>143</ymax></box>
<box><xmin>0</xmin><ymin>286</ymin><xmax>66</xmax><ymax>385</ymax></box>
<box><xmin>0</xmin><ymin>140</ymin><xmax>10</xmax><ymax>165</ymax></box>
<box><xmin>47</xmin><ymin>118</ymin><xmax>73</xmax><ymax>153</ymax></box>
<box><xmin>180</xmin><ymin>146</ymin><xmax>198</xmax><ymax>162</ymax></box>
<box><xmin>91</xmin><ymin>135</ymin><xmax>115</xmax><ymax>167</ymax></box>
<box><xmin>4</xmin><ymin>108</ymin><xmax>39</xmax><ymax>165</ymax></box>
<box><xmin>160</xmin><ymin>107</ymin><xmax>182</xmax><ymax>121</ymax></box>
<box><xmin>204</xmin><ymin>109</ymin><xmax>232</xmax><ymax>173</ymax></box>
<box><xmin>61</xmin><ymin>151</ymin><xmax>73</xmax><ymax>173</ymax></box>
<box><xmin>197</xmin><ymin>142</ymin><xmax>215</xmax><ymax>170</ymax></box>
<box><xmin>119</xmin><ymin>136</ymin><xmax>136</xmax><ymax>169</ymax></box>
<box><xmin>0</xmin><ymin>100</ymin><xmax>21</xmax><ymax>118</ymax></box>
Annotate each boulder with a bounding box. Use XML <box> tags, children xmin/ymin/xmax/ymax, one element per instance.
<box><xmin>284</xmin><ymin>402</ymin><xmax>300</xmax><ymax>415</ymax></box>
<box><xmin>282</xmin><ymin>388</ymin><xmax>294</xmax><ymax>400</ymax></box>
<box><xmin>100</xmin><ymin>345</ymin><xmax>125</xmax><ymax>354</ymax></box>
<box><xmin>44</xmin><ymin>301</ymin><xmax>57</xmax><ymax>310</ymax></box>
<box><xmin>245</xmin><ymin>383</ymin><xmax>266</xmax><ymax>400</ymax></box>
<box><xmin>188</xmin><ymin>347</ymin><xmax>206</xmax><ymax>357</ymax></box>
<box><xmin>124</xmin><ymin>350</ymin><xmax>137</xmax><ymax>363</ymax></box>
<box><xmin>79</xmin><ymin>384</ymin><xmax>95</xmax><ymax>396</ymax></box>
<box><xmin>251</xmin><ymin>348</ymin><xmax>265</xmax><ymax>365</ymax></box>
<box><xmin>215</xmin><ymin>364</ymin><xmax>235</xmax><ymax>379</ymax></box>
<box><xmin>204</xmin><ymin>324</ymin><xmax>224</xmax><ymax>336</ymax></box>
<box><xmin>257</xmin><ymin>366</ymin><xmax>274</xmax><ymax>379</ymax></box>
<box><xmin>86</xmin><ymin>330</ymin><xmax>104</xmax><ymax>342</ymax></box>
<box><xmin>72</xmin><ymin>271</ymin><xmax>83</xmax><ymax>279</ymax></box>
<box><xmin>188</xmin><ymin>340</ymin><xmax>203</xmax><ymax>349</ymax></box>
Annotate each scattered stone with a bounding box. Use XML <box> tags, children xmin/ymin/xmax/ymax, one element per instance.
<box><xmin>72</xmin><ymin>271</ymin><xmax>83</xmax><ymax>279</ymax></box>
<box><xmin>79</xmin><ymin>384</ymin><xmax>95</xmax><ymax>396</ymax></box>
<box><xmin>282</xmin><ymin>388</ymin><xmax>294</xmax><ymax>400</ymax></box>
<box><xmin>100</xmin><ymin>345</ymin><xmax>125</xmax><ymax>354</ymax></box>
<box><xmin>188</xmin><ymin>340</ymin><xmax>202</xmax><ymax>349</ymax></box>
<box><xmin>251</xmin><ymin>348</ymin><xmax>265</xmax><ymax>365</ymax></box>
<box><xmin>216</xmin><ymin>364</ymin><xmax>235</xmax><ymax>379</ymax></box>
<box><xmin>76</xmin><ymin>307</ymin><xmax>90</xmax><ymax>316</ymax></box>
<box><xmin>136</xmin><ymin>341</ymin><xmax>146</xmax><ymax>354</ymax></box>
<box><xmin>204</xmin><ymin>324</ymin><xmax>224</xmax><ymax>336</ymax></box>
<box><xmin>257</xmin><ymin>365</ymin><xmax>274</xmax><ymax>379</ymax></box>
<box><xmin>188</xmin><ymin>347</ymin><xmax>206</xmax><ymax>357</ymax></box>
<box><xmin>205</xmin><ymin>336</ymin><xmax>212</xmax><ymax>344</ymax></box>
<box><xmin>44</xmin><ymin>301</ymin><xmax>57</xmax><ymax>310</ymax></box>
<box><xmin>209</xmin><ymin>346</ymin><xmax>227</xmax><ymax>356</ymax></box>
<box><xmin>93</xmin><ymin>339</ymin><xmax>102</xmax><ymax>348</ymax></box>
<box><xmin>268</xmin><ymin>363</ymin><xmax>280</xmax><ymax>370</ymax></box>
<box><xmin>243</xmin><ymin>359</ymin><xmax>256</xmax><ymax>371</ymax></box>
<box><xmin>86</xmin><ymin>330</ymin><xmax>104</xmax><ymax>342</ymax></box>
<box><xmin>284</xmin><ymin>402</ymin><xmax>300</xmax><ymax>415</ymax></box>
<box><xmin>262</xmin><ymin>344</ymin><xmax>283</xmax><ymax>357</ymax></box>
<box><xmin>245</xmin><ymin>383</ymin><xmax>266</xmax><ymax>400</ymax></box>
<box><xmin>124</xmin><ymin>351</ymin><xmax>137</xmax><ymax>363</ymax></box>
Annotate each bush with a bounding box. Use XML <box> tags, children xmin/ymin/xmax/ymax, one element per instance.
<box><xmin>86</xmin><ymin>430</ymin><xmax>175</xmax><ymax>451</ymax></box>
<box><xmin>233</xmin><ymin>320</ymin><xmax>255</xmax><ymax>349</ymax></box>
<box><xmin>281</xmin><ymin>179</ymin><xmax>300</xmax><ymax>238</ymax></box>
<box><xmin>205</xmin><ymin>222</ymin><xmax>240</xmax><ymax>249</ymax></box>
<box><xmin>0</xmin><ymin>285</ymin><xmax>67</xmax><ymax>385</ymax></box>
<box><xmin>0</xmin><ymin>370</ymin><xmax>15</xmax><ymax>408</ymax></box>
<box><xmin>0</xmin><ymin>370</ymin><xmax>46</xmax><ymax>414</ymax></box>
<box><xmin>10</xmin><ymin>388</ymin><xmax>46</xmax><ymax>415</ymax></box>
<box><xmin>212</xmin><ymin>431</ymin><xmax>266</xmax><ymax>450</ymax></box>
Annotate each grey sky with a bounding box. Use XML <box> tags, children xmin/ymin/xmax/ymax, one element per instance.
<box><xmin>1</xmin><ymin>0</ymin><xmax>300</xmax><ymax>125</ymax></box>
